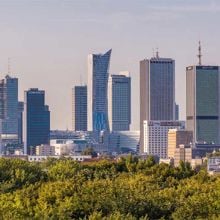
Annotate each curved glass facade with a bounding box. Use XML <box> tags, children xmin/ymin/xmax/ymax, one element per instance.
<box><xmin>88</xmin><ymin>49</ymin><xmax>111</xmax><ymax>131</ymax></box>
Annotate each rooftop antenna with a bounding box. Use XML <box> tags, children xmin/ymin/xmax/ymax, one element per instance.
<box><xmin>80</xmin><ymin>74</ymin><xmax>82</xmax><ymax>86</ymax></box>
<box><xmin>156</xmin><ymin>48</ymin><xmax>159</xmax><ymax>58</ymax></box>
<box><xmin>8</xmin><ymin>57</ymin><xmax>11</xmax><ymax>75</ymax></box>
<box><xmin>152</xmin><ymin>48</ymin><xmax>155</xmax><ymax>58</ymax></box>
<box><xmin>197</xmin><ymin>41</ymin><xmax>202</xmax><ymax>65</ymax></box>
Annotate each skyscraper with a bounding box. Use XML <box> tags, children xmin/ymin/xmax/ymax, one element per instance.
<box><xmin>87</xmin><ymin>49</ymin><xmax>111</xmax><ymax>132</ymax></box>
<box><xmin>72</xmin><ymin>85</ymin><xmax>87</xmax><ymax>131</ymax></box>
<box><xmin>186</xmin><ymin>65</ymin><xmax>220</xmax><ymax>144</ymax></box>
<box><xmin>175</xmin><ymin>103</ymin><xmax>179</xmax><ymax>120</ymax></box>
<box><xmin>108</xmin><ymin>71</ymin><xmax>131</xmax><ymax>131</ymax></box>
<box><xmin>140</xmin><ymin>55</ymin><xmax>175</xmax><ymax>152</ymax></box>
<box><xmin>23</xmin><ymin>88</ymin><xmax>50</xmax><ymax>155</ymax></box>
<box><xmin>18</xmin><ymin>101</ymin><xmax>24</xmax><ymax>145</ymax></box>
<box><xmin>0</xmin><ymin>75</ymin><xmax>18</xmax><ymax>135</ymax></box>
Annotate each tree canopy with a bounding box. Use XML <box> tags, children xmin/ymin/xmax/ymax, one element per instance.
<box><xmin>0</xmin><ymin>156</ymin><xmax>219</xmax><ymax>219</ymax></box>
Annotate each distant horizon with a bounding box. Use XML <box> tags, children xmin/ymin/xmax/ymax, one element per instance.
<box><xmin>0</xmin><ymin>0</ymin><xmax>219</xmax><ymax>130</ymax></box>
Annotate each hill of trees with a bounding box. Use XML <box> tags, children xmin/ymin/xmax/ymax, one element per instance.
<box><xmin>0</xmin><ymin>156</ymin><xmax>219</xmax><ymax>219</ymax></box>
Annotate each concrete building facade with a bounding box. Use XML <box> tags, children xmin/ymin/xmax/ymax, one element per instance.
<box><xmin>143</xmin><ymin>121</ymin><xmax>185</xmax><ymax>159</ymax></box>
<box><xmin>174</xmin><ymin>144</ymin><xmax>192</xmax><ymax>167</ymax></box>
<box><xmin>36</xmin><ymin>144</ymin><xmax>55</xmax><ymax>156</ymax></box>
<box><xmin>168</xmin><ymin>129</ymin><xmax>193</xmax><ymax>158</ymax></box>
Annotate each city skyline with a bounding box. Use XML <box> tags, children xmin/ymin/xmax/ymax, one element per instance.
<box><xmin>0</xmin><ymin>0</ymin><xmax>220</xmax><ymax>130</ymax></box>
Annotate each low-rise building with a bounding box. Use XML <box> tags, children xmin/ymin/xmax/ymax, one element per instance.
<box><xmin>168</xmin><ymin>129</ymin><xmax>193</xmax><ymax>158</ymax></box>
<box><xmin>108</xmin><ymin>130</ymin><xmax>140</xmax><ymax>153</ymax></box>
<box><xmin>207</xmin><ymin>157</ymin><xmax>220</xmax><ymax>175</ymax></box>
<box><xmin>174</xmin><ymin>144</ymin><xmax>192</xmax><ymax>167</ymax></box>
<box><xmin>143</xmin><ymin>120</ymin><xmax>185</xmax><ymax>158</ymax></box>
<box><xmin>36</xmin><ymin>144</ymin><xmax>55</xmax><ymax>156</ymax></box>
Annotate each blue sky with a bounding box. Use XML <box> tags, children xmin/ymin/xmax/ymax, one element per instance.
<box><xmin>0</xmin><ymin>0</ymin><xmax>219</xmax><ymax>129</ymax></box>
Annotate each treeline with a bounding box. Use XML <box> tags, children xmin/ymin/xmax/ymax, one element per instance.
<box><xmin>0</xmin><ymin>156</ymin><xmax>219</xmax><ymax>219</ymax></box>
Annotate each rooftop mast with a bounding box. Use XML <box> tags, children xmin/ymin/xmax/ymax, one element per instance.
<box><xmin>197</xmin><ymin>41</ymin><xmax>202</xmax><ymax>65</ymax></box>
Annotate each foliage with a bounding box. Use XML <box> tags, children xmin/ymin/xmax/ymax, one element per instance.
<box><xmin>0</xmin><ymin>156</ymin><xmax>219</xmax><ymax>219</ymax></box>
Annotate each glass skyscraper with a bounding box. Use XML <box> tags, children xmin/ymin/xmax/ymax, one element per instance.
<box><xmin>87</xmin><ymin>49</ymin><xmax>111</xmax><ymax>131</ymax></box>
<box><xmin>18</xmin><ymin>101</ymin><xmax>24</xmax><ymax>145</ymax></box>
<box><xmin>108</xmin><ymin>72</ymin><xmax>131</xmax><ymax>131</ymax></box>
<box><xmin>23</xmin><ymin>88</ymin><xmax>50</xmax><ymax>155</ymax></box>
<box><xmin>186</xmin><ymin>65</ymin><xmax>220</xmax><ymax>144</ymax></box>
<box><xmin>0</xmin><ymin>75</ymin><xmax>18</xmax><ymax>135</ymax></box>
<box><xmin>72</xmin><ymin>85</ymin><xmax>87</xmax><ymax>131</ymax></box>
<box><xmin>140</xmin><ymin>56</ymin><xmax>175</xmax><ymax>152</ymax></box>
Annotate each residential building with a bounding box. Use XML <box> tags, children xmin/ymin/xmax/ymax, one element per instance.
<box><xmin>72</xmin><ymin>85</ymin><xmax>87</xmax><ymax>131</ymax></box>
<box><xmin>140</xmin><ymin>55</ymin><xmax>175</xmax><ymax>152</ymax></box>
<box><xmin>23</xmin><ymin>88</ymin><xmax>50</xmax><ymax>155</ymax></box>
<box><xmin>28</xmin><ymin>155</ymin><xmax>92</xmax><ymax>162</ymax></box>
<box><xmin>50</xmin><ymin>139</ymin><xmax>87</xmax><ymax>155</ymax></box>
<box><xmin>143</xmin><ymin>120</ymin><xmax>185</xmax><ymax>159</ymax></box>
<box><xmin>87</xmin><ymin>49</ymin><xmax>111</xmax><ymax>132</ymax></box>
<box><xmin>174</xmin><ymin>144</ymin><xmax>192</xmax><ymax>167</ymax></box>
<box><xmin>36</xmin><ymin>144</ymin><xmax>55</xmax><ymax>156</ymax></box>
<box><xmin>167</xmin><ymin>129</ymin><xmax>193</xmax><ymax>158</ymax></box>
<box><xmin>207</xmin><ymin>157</ymin><xmax>220</xmax><ymax>174</ymax></box>
<box><xmin>186</xmin><ymin>65</ymin><xmax>220</xmax><ymax>145</ymax></box>
<box><xmin>108</xmin><ymin>71</ymin><xmax>131</xmax><ymax>131</ymax></box>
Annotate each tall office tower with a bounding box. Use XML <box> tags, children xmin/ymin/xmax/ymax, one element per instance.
<box><xmin>140</xmin><ymin>55</ymin><xmax>175</xmax><ymax>152</ymax></box>
<box><xmin>175</xmin><ymin>103</ymin><xmax>179</xmax><ymax>120</ymax></box>
<box><xmin>186</xmin><ymin>65</ymin><xmax>220</xmax><ymax>144</ymax></box>
<box><xmin>87</xmin><ymin>49</ymin><xmax>111</xmax><ymax>132</ymax></box>
<box><xmin>0</xmin><ymin>75</ymin><xmax>18</xmax><ymax>135</ymax></box>
<box><xmin>23</xmin><ymin>88</ymin><xmax>50</xmax><ymax>155</ymax></box>
<box><xmin>18</xmin><ymin>101</ymin><xmax>24</xmax><ymax>144</ymax></box>
<box><xmin>108</xmin><ymin>71</ymin><xmax>131</xmax><ymax>131</ymax></box>
<box><xmin>72</xmin><ymin>85</ymin><xmax>87</xmax><ymax>131</ymax></box>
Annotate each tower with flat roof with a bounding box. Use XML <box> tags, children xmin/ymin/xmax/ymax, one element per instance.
<box><xmin>140</xmin><ymin>55</ymin><xmax>175</xmax><ymax>152</ymax></box>
<box><xmin>23</xmin><ymin>88</ymin><xmax>50</xmax><ymax>155</ymax></box>
<box><xmin>72</xmin><ymin>85</ymin><xmax>87</xmax><ymax>131</ymax></box>
<box><xmin>186</xmin><ymin>42</ymin><xmax>220</xmax><ymax>145</ymax></box>
<box><xmin>108</xmin><ymin>71</ymin><xmax>131</xmax><ymax>131</ymax></box>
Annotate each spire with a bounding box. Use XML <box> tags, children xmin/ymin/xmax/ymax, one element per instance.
<box><xmin>8</xmin><ymin>57</ymin><xmax>11</xmax><ymax>74</ymax></box>
<box><xmin>152</xmin><ymin>48</ymin><xmax>155</xmax><ymax>58</ymax></box>
<box><xmin>197</xmin><ymin>41</ymin><xmax>202</xmax><ymax>65</ymax></box>
<box><xmin>156</xmin><ymin>48</ymin><xmax>159</xmax><ymax>58</ymax></box>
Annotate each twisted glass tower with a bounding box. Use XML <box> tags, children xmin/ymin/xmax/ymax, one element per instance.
<box><xmin>88</xmin><ymin>49</ymin><xmax>111</xmax><ymax>131</ymax></box>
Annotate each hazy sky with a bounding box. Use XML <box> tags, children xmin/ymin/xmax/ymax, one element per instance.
<box><xmin>0</xmin><ymin>0</ymin><xmax>220</xmax><ymax>130</ymax></box>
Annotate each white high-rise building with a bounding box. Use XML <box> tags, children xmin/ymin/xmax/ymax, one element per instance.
<box><xmin>108</xmin><ymin>71</ymin><xmax>131</xmax><ymax>131</ymax></box>
<box><xmin>87</xmin><ymin>49</ymin><xmax>111</xmax><ymax>132</ymax></box>
<box><xmin>143</xmin><ymin>120</ymin><xmax>185</xmax><ymax>158</ymax></box>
